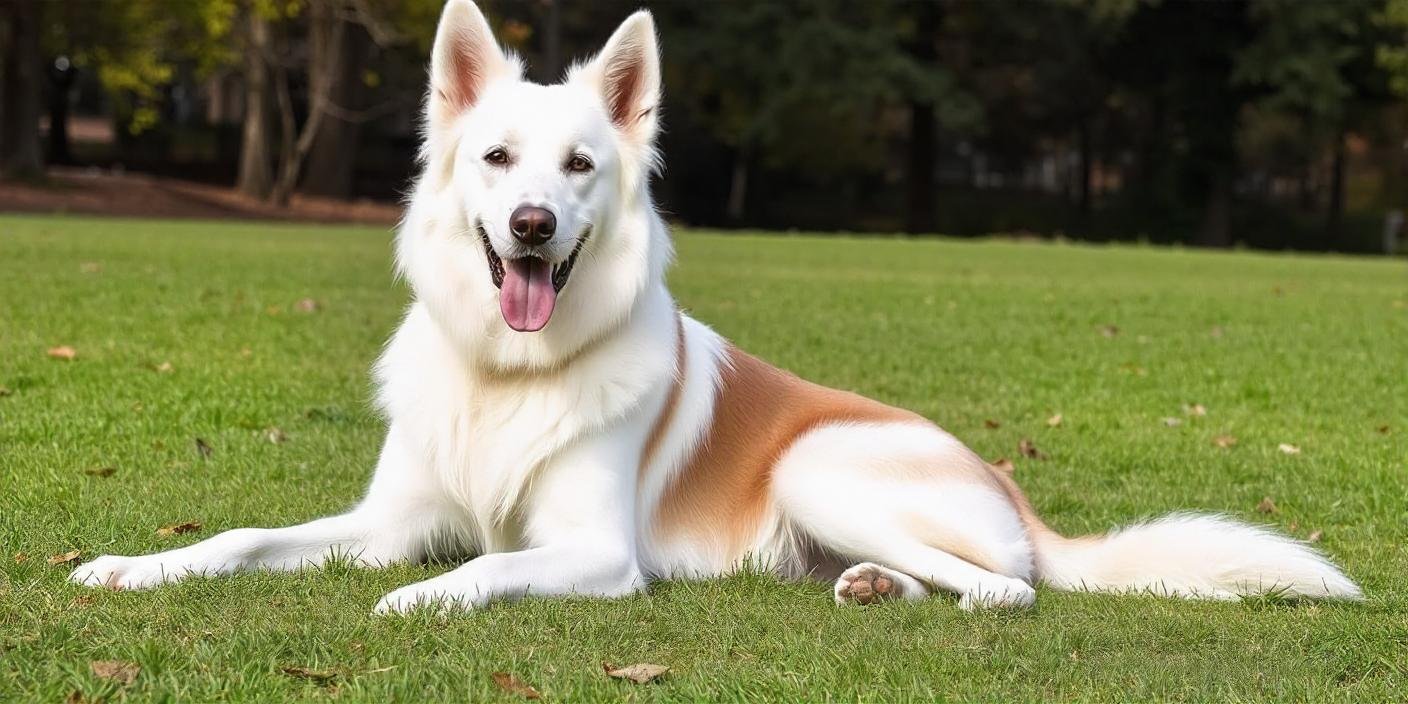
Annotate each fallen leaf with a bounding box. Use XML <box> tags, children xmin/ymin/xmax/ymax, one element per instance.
<box><xmin>195</xmin><ymin>437</ymin><xmax>213</xmax><ymax>458</ymax></box>
<box><xmin>1046</xmin><ymin>413</ymin><xmax>1063</xmax><ymax>428</ymax></box>
<box><xmin>1018</xmin><ymin>438</ymin><xmax>1045</xmax><ymax>460</ymax></box>
<box><xmin>13</xmin><ymin>552</ymin><xmax>28</xmax><ymax>564</ymax></box>
<box><xmin>1184</xmin><ymin>403</ymin><xmax>1207</xmax><ymax>417</ymax></box>
<box><xmin>1306</xmin><ymin>530</ymin><xmax>1323</xmax><ymax>543</ymax></box>
<box><xmin>156</xmin><ymin>521</ymin><xmax>202</xmax><ymax>537</ymax></box>
<box><xmin>295</xmin><ymin>298</ymin><xmax>321</xmax><ymax>313</ymax></box>
<box><xmin>79</xmin><ymin>262</ymin><xmax>102</xmax><ymax>274</ymax></box>
<box><xmin>1212</xmin><ymin>435</ymin><xmax>1237</xmax><ymax>448</ymax></box>
<box><xmin>265</xmin><ymin>427</ymin><xmax>287</xmax><ymax>444</ymax></box>
<box><xmin>72</xmin><ymin>594</ymin><xmax>96</xmax><ymax>608</ymax></box>
<box><xmin>1255</xmin><ymin>497</ymin><xmax>1278</xmax><ymax>514</ymax></box>
<box><xmin>265</xmin><ymin>305</ymin><xmax>284</xmax><ymax>316</ymax></box>
<box><xmin>1209</xmin><ymin>325</ymin><xmax>1225</xmax><ymax>339</ymax></box>
<box><xmin>492</xmin><ymin>672</ymin><xmax>542</xmax><ymax>699</ymax></box>
<box><xmin>984</xmin><ymin>419</ymin><xmax>1001</xmax><ymax>429</ymax></box>
<box><xmin>281</xmin><ymin>666</ymin><xmax>339</xmax><ymax>685</ymax></box>
<box><xmin>154</xmin><ymin>361</ymin><xmax>173</xmax><ymax>373</ymax></box>
<box><xmin>48</xmin><ymin>550</ymin><xmax>81</xmax><ymax>565</ymax></box>
<box><xmin>1277</xmin><ymin>443</ymin><xmax>1301</xmax><ymax>455</ymax></box>
<box><xmin>990</xmin><ymin>458</ymin><xmax>1015</xmax><ymax>473</ymax></box>
<box><xmin>84</xmin><ymin>467</ymin><xmax>117</xmax><ymax>478</ymax></box>
<box><xmin>47</xmin><ymin>346</ymin><xmax>77</xmax><ymax>360</ymax></box>
<box><xmin>64</xmin><ymin>690</ymin><xmax>94</xmax><ymax>704</ymax></box>
<box><xmin>603</xmin><ymin>662</ymin><xmax>669</xmax><ymax>684</ymax></box>
<box><xmin>1376</xmin><ymin>424</ymin><xmax>1390</xmax><ymax>434</ymax></box>
<box><xmin>0</xmin><ymin>386</ymin><xmax>11</xmax><ymax>397</ymax></box>
<box><xmin>90</xmin><ymin>660</ymin><xmax>140</xmax><ymax>686</ymax></box>
<box><xmin>1099</xmin><ymin>325</ymin><xmax>1120</xmax><ymax>338</ymax></box>
<box><xmin>239</xmin><ymin>347</ymin><xmax>253</xmax><ymax>358</ymax></box>
<box><xmin>1162</xmin><ymin>417</ymin><xmax>1183</xmax><ymax>428</ymax></box>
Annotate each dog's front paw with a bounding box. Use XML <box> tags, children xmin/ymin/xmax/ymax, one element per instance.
<box><xmin>69</xmin><ymin>555</ymin><xmax>186</xmax><ymax>590</ymax></box>
<box><xmin>373</xmin><ymin>576</ymin><xmax>481</xmax><ymax>615</ymax></box>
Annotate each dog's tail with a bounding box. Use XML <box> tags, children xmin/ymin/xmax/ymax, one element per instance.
<box><xmin>987</xmin><ymin>466</ymin><xmax>1362</xmax><ymax>600</ymax></box>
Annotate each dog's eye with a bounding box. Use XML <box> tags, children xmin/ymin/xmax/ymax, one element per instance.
<box><xmin>566</xmin><ymin>154</ymin><xmax>593</xmax><ymax>174</ymax></box>
<box><xmin>483</xmin><ymin>148</ymin><xmax>510</xmax><ymax>166</ymax></box>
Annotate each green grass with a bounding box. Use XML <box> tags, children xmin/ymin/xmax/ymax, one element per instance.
<box><xmin>1</xmin><ymin>214</ymin><xmax>1405</xmax><ymax>702</ymax></box>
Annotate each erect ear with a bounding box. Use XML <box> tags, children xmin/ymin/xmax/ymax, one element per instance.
<box><xmin>579</xmin><ymin>11</ymin><xmax>661</xmax><ymax>144</ymax></box>
<box><xmin>428</xmin><ymin>0</ymin><xmax>516</xmax><ymax>130</ymax></box>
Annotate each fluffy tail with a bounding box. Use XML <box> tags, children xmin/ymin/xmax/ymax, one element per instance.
<box><xmin>988</xmin><ymin>468</ymin><xmax>1362</xmax><ymax>600</ymax></box>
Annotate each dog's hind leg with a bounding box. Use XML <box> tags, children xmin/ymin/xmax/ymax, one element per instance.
<box><xmin>72</xmin><ymin>426</ymin><xmax>458</xmax><ymax>590</ymax></box>
<box><xmin>774</xmin><ymin>422</ymin><xmax>1037</xmax><ymax>609</ymax></box>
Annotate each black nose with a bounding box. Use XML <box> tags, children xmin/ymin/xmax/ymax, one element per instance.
<box><xmin>510</xmin><ymin>206</ymin><xmax>556</xmax><ymax>246</ymax></box>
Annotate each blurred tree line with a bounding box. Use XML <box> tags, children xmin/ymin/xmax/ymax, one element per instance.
<box><xmin>2</xmin><ymin>0</ymin><xmax>1408</xmax><ymax>252</ymax></box>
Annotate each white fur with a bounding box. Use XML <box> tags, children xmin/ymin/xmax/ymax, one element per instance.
<box><xmin>72</xmin><ymin>0</ymin><xmax>1361</xmax><ymax>611</ymax></box>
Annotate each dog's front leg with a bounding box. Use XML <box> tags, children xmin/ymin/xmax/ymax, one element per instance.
<box><xmin>72</xmin><ymin>426</ymin><xmax>456</xmax><ymax>590</ymax></box>
<box><xmin>375</xmin><ymin>433</ymin><xmax>642</xmax><ymax>614</ymax></box>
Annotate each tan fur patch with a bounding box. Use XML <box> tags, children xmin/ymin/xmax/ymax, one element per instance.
<box><xmin>899</xmin><ymin>513</ymin><xmax>1004</xmax><ymax>574</ymax></box>
<box><xmin>654</xmin><ymin>345</ymin><xmax>921</xmax><ymax>556</ymax></box>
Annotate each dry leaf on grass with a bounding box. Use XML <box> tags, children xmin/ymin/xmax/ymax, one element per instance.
<box><xmin>47</xmin><ymin>346</ymin><xmax>77</xmax><ymax>360</ymax></box>
<box><xmin>281</xmin><ymin>666</ymin><xmax>339</xmax><ymax>685</ymax></box>
<box><xmin>195</xmin><ymin>438</ymin><xmax>213</xmax><ymax>458</ymax></box>
<box><xmin>1098</xmin><ymin>325</ymin><xmax>1120</xmax><ymax>338</ymax></box>
<box><xmin>603</xmin><ymin>662</ymin><xmax>669</xmax><ymax>684</ymax></box>
<box><xmin>13</xmin><ymin>552</ymin><xmax>28</xmax><ymax>564</ymax></box>
<box><xmin>72</xmin><ymin>594</ymin><xmax>96</xmax><ymax>608</ymax></box>
<box><xmin>1018</xmin><ymin>439</ymin><xmax>1045</xmax><ymax>460</ymax></box>
<box><xmin>1209</xmin><ymin>325</ymin><xmax>1225</xmax><ymax>339</ymax></box>
<box><xmin>990</xmin><ymin>458</ymin><xmax>1015</xmax><ymax>473</ymax></box>
<box><xmin>154</xmin><ymin>361</ymin><xmax>173</xmax><ymax>373</ymax></box>
<box><xmin>1184</xmin><ymin>403</ymin><xmax>1207</xmax><ymax>417</ymax></box>
<box><xmin>156</xmin><ymin>521</ymin><xmax>202</xmax><ymax>537</ymax></box>
<box><xmin>1046</xmin><ymin>413</ymin><xmax>1063</xmax><ymax>428</ymax></box>
<box><xmin>0</xmin><ymin>386</ymin><xmax>12</xmax><ymax>397</ymax></box>
<box><xmin>1277</xmin><ymin>443</ymin><xmax>1301</xmax><ymax>455</ymax></box>
<box><xmin>295</xmin><ymin>298</ymin><xmax>321</xmax><ymax>313</ymax></box>
<box><xmin>64</xmin><ymin>690</ymin><xmax>96</xmax><ymax>704</ymax></box>
<box><xmin>48</xmin><ymin>550</ymin><xmax>81</xmax><ymax>565</ymax></box>
<box><xmin>492</xmin><ymin>672</ymin><xmax>542</xmax><ymax>699</ymax></box>
<box><xmin>265</xmin><ymin>427</ymin><xmax>287</xmax><ymax>444</ymax></box>
<box><xmin>1255</xmin><ymin>497</ymin><xmax>1278</xmax><ymax>514</ymax></box>
<box><xmin>1376</xmin><ymin>425</ymin><xmax>1390</xmax><ymax>434</ymax></box>
<box><xmin>1162</xmin><ymin>417</ymin><xmax>1183</xmax><ymax>428</ymax></box>
<box><xmin>79</xmin><ymin>262</ymin><xmax>102</xmax><ymax>274</ymax></box>
<box><xmin>1212</xmin><ymin>435</ymin><xmax>1237</xmax><ymax>448</ymax></box>
<box><xmin>1306</xmin><ymin>530</ymin><xmax>1323</xmax><ymax>543</ymax></box>
<box><xmin>90</xmin><ymin>660</ymin><xmax>140</xmax><ymax>686</ymax></box>
<box><xmin>984</xmin><ymin>419</ymin><xmax>1001</xmax><ymax>429</ymax></box>
<box><xmin>84</xmin><ymin>467</ymin><xmax>117</xmax><ymax>478</ymax></box>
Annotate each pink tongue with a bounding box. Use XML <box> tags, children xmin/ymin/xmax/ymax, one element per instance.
<box><xmin>499</xmin><ymin>258</ymin><xmax>557</xmax><ymax>332</ymax></box>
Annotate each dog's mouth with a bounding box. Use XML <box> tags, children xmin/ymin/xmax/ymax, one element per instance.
<box><xmin>479</xmin><ymin>224</ymin><xmax>589</xmax><ymax>333</ymax></box>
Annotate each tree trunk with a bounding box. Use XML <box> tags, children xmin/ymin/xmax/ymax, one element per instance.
<box><xmin>1075</xmin><ymin>117</ymin><xmax>1092</xmax><ymax>219</ymax></box>
<box><xmin>1324</xmin><ymin>129</ymin><xmax>1346</xmax><ymax>251</ymax></box>
<box><xmin>904</xmin><ymin>0</ymin><xmax>939</xmax><ymax>235</ymax></box>
<box><xmin>0</xmin><ymin>0</ymin><xmax>45</xmax><ymax>179</ymax></box>
<box><xmin>236</xmin><ymin>6</ymin><xmax>275</xmax><ymax>199</ymax></box>
<box><xmin>47</xmin><ymin>59</ymin><xmax>75</xmax><ymax>165</ymax></box>
<box><xmin>302</xmin><ymin>14</ymin><xmax>368</xmax><ymax>199</ymax></box>
<box><xmin>726</xmin><ymin>148</ymin><xmax>748</xmax><ymax>225</ymax></box>
<box><xmin>269</xmin><ymin>0</ymin><xmax>342</xmax><ymax>206</ymax></box>
<box><xmin>1198</xmin><ymin>167</ymin><xmax>1232</xmax><ymax>248</ymax></box>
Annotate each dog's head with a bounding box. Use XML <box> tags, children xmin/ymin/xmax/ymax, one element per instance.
<box><xmin>399</xmin><ymin>0</ymin><xmax>666</xmax><ymax>370</ymax></box>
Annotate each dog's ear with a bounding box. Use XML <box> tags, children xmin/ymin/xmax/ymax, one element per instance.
<box><xmin>428</xmin><ymin>0</ymin><xmax>515</xmax><ymax>130</ymax></box>
<box><xmin>581</xmin><ymin>11</ymin><xmax>661</xmax><ymax>145</ymax></box>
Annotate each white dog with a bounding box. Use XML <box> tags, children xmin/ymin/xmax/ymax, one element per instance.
<box><xmin>73</xmin><ymin>1</ymin><xmax>1361</xmax><ymax>611</ymax></box>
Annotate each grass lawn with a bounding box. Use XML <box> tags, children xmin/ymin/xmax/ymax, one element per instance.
<box><xmin>1</xmin><ymin>214</ymin><xmax>1405</xmax><ymax>702</ymax></box>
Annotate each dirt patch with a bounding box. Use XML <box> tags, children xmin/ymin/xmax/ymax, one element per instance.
<box><xmin>0</xmin><ymin>167</ymin><xmax>401</xmax><ymax>225</ymax></box>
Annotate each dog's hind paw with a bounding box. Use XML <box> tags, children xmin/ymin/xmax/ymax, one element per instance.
<box><xmin>834</xmin><ymin>562</ymin><xmax>921</xmax><ymax>605</ymax></box>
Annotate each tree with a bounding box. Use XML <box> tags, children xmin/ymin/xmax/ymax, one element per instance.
<box><xmin>0</xmin><ymin>0</ymin><xmax>45</xmax><ymax>179</ymax></box>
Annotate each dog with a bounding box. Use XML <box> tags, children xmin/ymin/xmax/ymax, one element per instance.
<box><xmin>73</xmin><ymin>0</ymin><xmax>1361</xmax><ymax>611</ymax></box>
